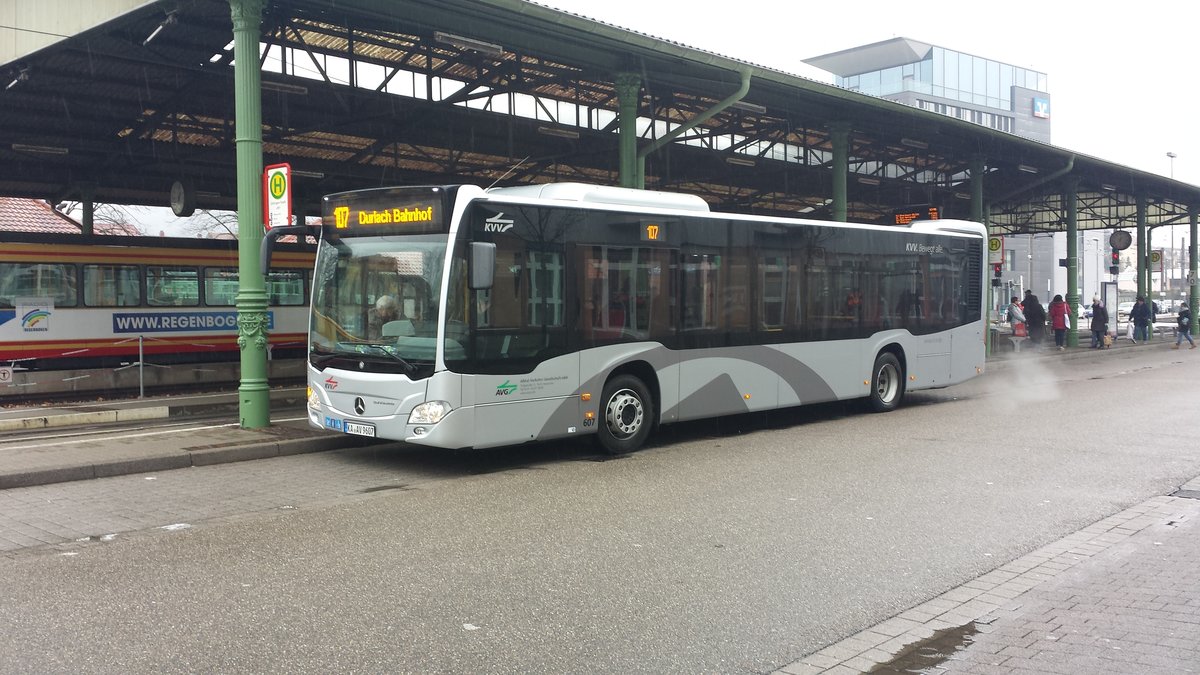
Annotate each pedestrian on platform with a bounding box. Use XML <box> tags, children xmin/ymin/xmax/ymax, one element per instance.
<box><xmin>1089</xmin><ymin>296</ymin><xmax>1109</xmax><ymax>349</ymax></box>
<box><xmin>1174</xmin><ymin>301</ymin><xmax>1195</xmax><ymax>349</ymax></box>
<box><xmin>1048</xmin><ymin>294</ymin><xmax>1069</xmax><ymax>350</ymax></box>
<box><xmin>1007</xmin><ymin>296</ymin><xmax>1025</xmax><ymax>325</ymax></box>
<box><xmin>1129</xmin><ymin>296</ymin><xmax>1152</xmax><ymax>344</ymax></box>
<box><xmin>1024</xmin><ymin>294</ymin><xmax>1047</xmax><ymax>348</ymax></box>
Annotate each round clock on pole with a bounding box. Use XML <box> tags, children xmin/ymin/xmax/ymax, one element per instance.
<box><xmin>170</xmin><ymin>180</ymin><xmax>196</xmax><ymax>217</ymax></box>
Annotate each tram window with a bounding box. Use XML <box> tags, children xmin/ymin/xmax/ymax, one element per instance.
<box><xmin>147</xmin><ymin>266</ymin><xmax>199</xmax><ymax>306</ymax></box>
<box><xmin>83</xmin><ymin>264</ymin><xmax>141</xmax><ymax>307</ymax></box>
<box><xmin>268</xmin><ymin>270</ymin><xmax>306</xmax><ymax>306</ymax></box>
<box><xmin>204</xmin><ymin>268</ymin><xmax>238</xmax><ymax>306</ymax></box>
<box><xmin>0</xmin><ymin>262</ymin><xmax>78</xmax><ymax>308</ymax></box>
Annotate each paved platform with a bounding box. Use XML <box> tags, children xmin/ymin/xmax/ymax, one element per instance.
<box><xmin>770</xmin><ymin>333</ymin><xmax>1200</xmax><ymax>673</ymax></box>
<box><xmin>777</xmin><ymin>478</ymin><xmax>1200</xmax><ymax>674</ymax></box>
<box><xmin>1</xmin><ymin>337</ymin><xmax>1197</xmax><ymax>672</ymax></box>
<box><xmin>0</xmin><ymin>388</ymin><xmax>376</xmax><ymax>489</ymax></box>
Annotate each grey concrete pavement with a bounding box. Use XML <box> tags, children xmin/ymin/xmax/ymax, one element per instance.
<box><xmin>0</xmin><ymin>387</ymin><xmax>375</xmax><ymax>489</ymax></box>
<box><xmin>3</xmin><ymin>337</ymin><xmax>1198</xmax><ymax>674</ymax></box>
<box><xmin>777</xmin><ymin>477</ymin><xmax>1200</xmax><ymax>674</ymax></box>
<box><xmin>770</xmin><ymin>334</ymin><xmax>1200</xmax><ymax>673</ymax></box>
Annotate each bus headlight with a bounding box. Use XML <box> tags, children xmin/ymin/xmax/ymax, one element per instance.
<box><xmin>307</xmin><ymin>386</ymin><xmax>321</xmax><ymax>411</ymax></box>
<box><xmin>408</xmin><ymin>400</ymin><xmax>451</xmax><ymax>425</ymax></box>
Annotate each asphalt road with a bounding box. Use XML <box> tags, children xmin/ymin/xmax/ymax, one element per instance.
<box><xmin>0</xmin><ymin>347</ymin><xmax>1197</xmax><ymax>673</ymax></box>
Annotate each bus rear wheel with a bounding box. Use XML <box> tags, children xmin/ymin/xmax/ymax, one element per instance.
<box><xmin>869</xmin><ymin>352</ymin><xmax>904</xmax><ymax>412</ymax></box>
<box><xmin>597</xmin><ymin>374</ymin><xmax>654</xmax><ymax>454</ymax></box>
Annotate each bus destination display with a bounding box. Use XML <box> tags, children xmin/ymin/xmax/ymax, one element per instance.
<box><xmin>323</xmin><ymin>187</ymin><xmax>446</xmax><ymax>235</ymax></box>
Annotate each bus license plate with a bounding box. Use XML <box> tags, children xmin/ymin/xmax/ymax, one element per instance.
<box><xmin>344</xmin><ymin>421</ymin><xmax>376</xmax><ymax>437</ymax></box>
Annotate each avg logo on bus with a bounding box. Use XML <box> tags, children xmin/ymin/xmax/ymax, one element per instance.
<box><xmin>495</xmin><ymin>380</ymin><xmax>518</xmax><ymax>396</ymax></box>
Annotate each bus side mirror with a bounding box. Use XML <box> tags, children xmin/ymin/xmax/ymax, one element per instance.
<box><xmin>260</xmin><ymin>225</ymin><xmax>314</xmax><ymax>280</ymax></box>
<box><xmin>469</xmin><ymin>242</ymin><xmax>496</xmax><ymax>290</ymax></box>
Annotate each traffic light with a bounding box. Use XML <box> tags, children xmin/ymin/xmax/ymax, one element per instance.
<box><xmin>1109</xmin><ymin>248</ymin><xmax>1120</xmax><ymax>275</ymax></box>
<box><xmin>992</xmin><ymin>263</ymin><xmax>1002</xmax><ymax>278</ymax></box>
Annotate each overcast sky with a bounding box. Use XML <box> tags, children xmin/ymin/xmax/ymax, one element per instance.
<box><xmin>533</xmin><ymin>0</ymin><xmax>1197</xmax><ymax>187</ymax></box>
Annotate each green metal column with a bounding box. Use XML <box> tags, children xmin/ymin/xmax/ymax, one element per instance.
<box><xmin>972</xmin><ymin>158</ymin><xmax>989</xmax><ymax>355</ymax></box>
<box><xmin>634</xmin><ymin>69</ymin><xmax>749</xmax><ymax>191</ymax></box>
<box><xmin>985</xmin><ymin>201</ymin><xmax>993</xmax><ymax>324</ymax></box>
<box><xmin>1136</xmin><ymin>194</ymin><xmax>1147</xmax><ymax>301</ymax></box>
<box><xmin>1191</xmin><ymin>207</ymin><xmax>1198</xmax><ymax>337</ymax></box>
<box><xmin>230</xmin><ymin>0</ymin><xmax>270</xmax><ymax>429</ymax></box>
<box><xmin>830</xmin><ymin>122</ymin><xmax>849</xmax><ymax>222</ymax></box>
<box><xmin>969</xmin><ymin>156</ymin><xmax>985</xmax><ymax>224</ymax></box>
<box><xmin>615</xmin><ymin>73</ymin><xmax>640</xmax><ymax>189</ymax></box>
<box><xmin>1064</xmin><ymin>177</ymin><xmax>1079</xmax><ymax>347</ymax></box>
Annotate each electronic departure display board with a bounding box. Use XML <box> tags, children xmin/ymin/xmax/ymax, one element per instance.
<box><xmin>892</xmin><ymin>205</ymin><xmax>941</xmax><ymax>225</ymax></box>
<box><xmin>322</xmin><ymin>186</ymin><xmax>449</xmax><ymax>236</ymax></box>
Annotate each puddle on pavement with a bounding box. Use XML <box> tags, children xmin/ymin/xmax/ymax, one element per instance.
<box><xmin>868</xmin><ymin>621</ymin><xmax>979</xmax><ymax>673</ymax></box>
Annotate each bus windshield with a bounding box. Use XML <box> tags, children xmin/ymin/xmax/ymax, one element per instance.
<box><xmin>309</xmin><ymin>234</ymin><xmax>453</xmax><ymax>374</ymax></box>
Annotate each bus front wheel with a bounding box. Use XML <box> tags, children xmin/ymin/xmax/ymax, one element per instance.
<box><xmin>597</xmin><ymin>374</ymin><xmax>654</xmax><ymax>454</ymax></box>
<box><xmin>869</xmin><ymin>352</ymin><xmax>904</xmax><ymax>412</ymax></box>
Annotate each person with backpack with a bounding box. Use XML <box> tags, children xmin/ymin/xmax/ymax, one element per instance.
<box><xmin>1023</xmin><ymin>294</ymin><xmax>1047</xmax><ymax>348</ymax></box>
<box><xmin>1174</xmin><ymin>301</ymin><xmax>1195</xmax><ymax>349</ymax></box>
<box><xmin>1129</xmin><ymin>296</ymin><xmax>1152</xmax><ymax>344</ymax></box>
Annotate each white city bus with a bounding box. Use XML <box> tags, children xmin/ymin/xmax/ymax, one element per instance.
<box><xmin>303</xmin><ymin>183</ymin><xmax>986</xmax><ymax>453</ymax></box>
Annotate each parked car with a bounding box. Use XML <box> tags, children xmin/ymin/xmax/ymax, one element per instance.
<box><xmin>1117</xmin><ymin>301</ymin><xmax>1134</xmax><ymax>318</ymax></box>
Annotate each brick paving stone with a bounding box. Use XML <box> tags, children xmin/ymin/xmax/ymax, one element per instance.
<box><xmin>776</xmin><ymin>663</ymin><xmax>824</xmax><ymax>675</ymax></box>
<box><xmin>776</xmin><ymin>494</ymin><xmax>1200</xmax><ymax>674</ymax></box>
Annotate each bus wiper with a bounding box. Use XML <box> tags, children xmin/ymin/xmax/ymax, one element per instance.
<box><xmin>351</xmin><ymin>342</ymin><xmax>417</xmax><ymax>374</ymax></box>
<box><xmin>310</xmin><ymin>344</ymin><xmax>340</xmax><ymax>367</ymax></box>
<box><xmin>311</xmin><ymin>352</ymin><xmax>341</xmax><ymax>367</ymax></box>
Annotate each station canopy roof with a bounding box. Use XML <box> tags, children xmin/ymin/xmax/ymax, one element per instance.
<box><xmin>1</xmin><ymin>0</ymin><xmax>1196</xmax><ymax>235</ymax></box>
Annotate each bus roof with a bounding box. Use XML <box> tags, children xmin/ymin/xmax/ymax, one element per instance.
<box><xmin>487</xmin><ymin>182</ymin><xmax>710</xmax><ymax>213</ymax></box>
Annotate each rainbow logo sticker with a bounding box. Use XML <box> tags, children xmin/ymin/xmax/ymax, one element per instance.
<box><xmin>21</xmin><ymin>309</ymin><xmax>50</xmax><ymax>331</ymax></box>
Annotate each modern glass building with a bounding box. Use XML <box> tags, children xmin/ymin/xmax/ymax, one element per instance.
<box><xmin>804</xmin><ymin>38</ymin><xmax>1051</xmax><ymax>143</ymax></box>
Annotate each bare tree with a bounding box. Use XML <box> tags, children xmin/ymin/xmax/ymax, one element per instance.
<box><xmin>180</xmin><ymin>209</ymin><xmax>239</xmax><ymax>239</ymax></box>
<box><xmin>56</xmin><ymin>202</ymin><xmax>145</xmax><ymax>235</ymax></box>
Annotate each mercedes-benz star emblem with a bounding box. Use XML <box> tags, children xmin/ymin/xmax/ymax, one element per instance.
<box><xmin>354</xmin><ymin>397</ymin><xmax>366</xmax><ymax>415</ymax></box>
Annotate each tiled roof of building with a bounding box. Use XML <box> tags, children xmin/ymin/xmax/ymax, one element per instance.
<box><xmin>0</xmin><ymin>198</ymin><xmax>147</xmax><ymax>235</ymax></box>
<box><xmin>0</xmin><ymin>197</ymin><xmax>81</xmax><ymax>233</ymax></box>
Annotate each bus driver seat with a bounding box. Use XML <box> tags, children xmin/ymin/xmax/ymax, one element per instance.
<box><xmin>381</xmin><ymin>319</ymin><xmax>415</xmax><ymax>337</ymax></box>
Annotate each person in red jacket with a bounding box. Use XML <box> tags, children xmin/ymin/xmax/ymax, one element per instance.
<box><xmin>1048</xmin><ymin>294</ymin><xmax>1070</xmax><ymax>350</ymax></box>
